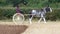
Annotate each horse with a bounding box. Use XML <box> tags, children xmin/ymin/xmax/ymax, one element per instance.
<box><xmin>29</xmin><ymin>7</ymin><xmax>52</xmax><ymax>24</ymax></box>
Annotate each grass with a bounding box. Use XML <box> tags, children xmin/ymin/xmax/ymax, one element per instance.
<box><xmin>0</xmin><ymin>6</ymin><xmax>60</xmax><ymax>10</ymax></box>
<box><xmin>0</xmin><ymin>19</ymin><xmax>59</xmax><ymax>25</ymax></box>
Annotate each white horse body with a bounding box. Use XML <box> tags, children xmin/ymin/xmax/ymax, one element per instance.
<box><xmin>29</xmin><ymin>8</ymin><xmax>52</xmax><ymax>24</ymax></box>
<box><xmin>31</xmin><ymin>9</ymin><xmax>41</xmax><ymax>17</ymax></box>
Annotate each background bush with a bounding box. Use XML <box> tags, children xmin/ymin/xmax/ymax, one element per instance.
<box><xmin>0</xmin><ymin>8</ymin><xmax>60</xmax><ymax>21</ymax></box>
<box><xmin>0</xmin><ymin>0</ymin><xmax>60</xmax><ymax>8</ymax></box>
<box><xmin>0</xmin><ymin>9</ymin><xmax>15</xmax><ymax>20</ymax></box>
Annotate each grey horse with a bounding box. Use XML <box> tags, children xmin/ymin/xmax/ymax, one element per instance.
<box><xmin>29</xmin><ymin>7</ymin><xmax>52</xmax><ymax>24</ymax></box>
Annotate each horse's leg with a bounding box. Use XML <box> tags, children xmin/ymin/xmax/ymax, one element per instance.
<box><xmin>29</xmin><ymin>15</ymin><xmax>33</xmax><ymax>24</ymax></box>
<box><xmin>43</xmin><ymin>17</ymin><xmax>46</xmax><ymax>23</ymax></box>
<box><xmin>38</xmin><ymin>17</ymin><xmax>42</xmax><ymax>23</ymax></box>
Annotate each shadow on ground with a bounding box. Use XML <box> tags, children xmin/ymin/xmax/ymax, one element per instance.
<box><xmin>0</xmin><ymin>25</ymin><xmax>28</xmax><ymax>34</ymax></box>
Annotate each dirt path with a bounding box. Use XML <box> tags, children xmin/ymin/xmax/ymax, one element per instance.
<box><xmin>22</xmin><ymin>21</ymin><xmax>60</xmax><ymax>34</ymax></box>
<box><xmin>0</xmin><ymin>21</ymin><xmax>60</xmax><ymax>34</ymax></box>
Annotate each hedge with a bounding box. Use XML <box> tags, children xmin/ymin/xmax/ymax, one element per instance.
<box><xmin>0</xmin><ymin>8</ymin><xmax>60</xmax><ymax>21</ymax></box>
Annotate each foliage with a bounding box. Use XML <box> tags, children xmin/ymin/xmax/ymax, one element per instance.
<box><xmin>0</xmin><ymin>0</ymin><xmax>60</xmax><ymax>8</ymax></box>
<box><xmin>0</xmin><ymin>8</ymin><xmax>60</xmax><ymax>20</ymax></box>
<box><xmin>0</xmin><ymin>9</ymin><xmax>15</xmax><ymax>20</ymax></box>
<box><xmin>48</xmin><ymin>0</ymin><xmax>60</xmax><ymax>3</ymax></box>
<box><xmin>6</xmin><ymin>0</ymin><xmax>28</xmax><ymax>7</ymax></box>
<box><xmin>0</xmin><ymin>0</ymin><xmax>60</xmax><ymax>20</ymax></box>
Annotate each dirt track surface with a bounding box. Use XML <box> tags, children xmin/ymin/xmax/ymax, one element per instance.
<box><xmin>22</xmin><ymin>21</ymin><xmax>60</xmax><ymax>34</ymax></box>
<box><xmin>0</xmin><ymin>21</ymin><xmax>60</xmax><ymax>34</ymax></box>
<box><xmin>0</xmin><ymin>25</ymin><xmax>28</xmax><ymax>34</ymax></box>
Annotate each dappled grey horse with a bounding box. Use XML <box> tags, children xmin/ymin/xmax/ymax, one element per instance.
<box><xmin>29</xmin><ymin>7</ymin><xmax>52</xmax><ymax>24</ymax></box>
<box><xmin>29</xmin><ymin>9</ymin><xmax>46</xmax><ymax>24</ymax></box>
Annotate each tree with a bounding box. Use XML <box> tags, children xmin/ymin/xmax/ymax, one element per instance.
<box><xmin>6</xmin><ymin>0</ymin><xmax>28</xmax><ymax>7</ymax></box>
<box><xmin>48</xmin><ymin>0</ymin><xmax>60</xmax><ymax>3</ymax></box>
